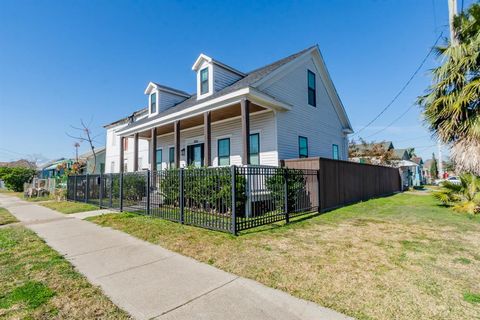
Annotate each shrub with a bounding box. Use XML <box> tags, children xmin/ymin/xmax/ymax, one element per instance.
<box><xmin>157</xmin><ymin>167</ymin><xmax>246</xmax><ymax>214</ymax></box>
<box><xmin>265</xmin><ymin>168</ymin><xmax>307</xmax><ymax>212</ymax></box>
<box><xmin>122</xmin><ymin>173</ymin><xmax>146</xmax><ymax>201</ymax></box>
<box><xmin>0</xmin><ymin>167</ymin><xmax>36</xmax><ymax>192</ymax></box>
<box><xmin>157</xmin><ymin>169</ymin><xmax>180</xmax><ymax>206</ymax></box>
<box><xmin>433</xmin><ymin>173</ymin><xmax>480</xmax><ymax>214</ymax></box>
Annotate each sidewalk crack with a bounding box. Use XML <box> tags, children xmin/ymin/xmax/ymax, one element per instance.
<box><xmin>96</xmin><ymin>255</ymin><xmax>175</xmax><ymax>280</ymax></box>
<box><xmin>151</xmin><ymin>276</ymin><xmax>240</xmax><ymax>319</ymax></box>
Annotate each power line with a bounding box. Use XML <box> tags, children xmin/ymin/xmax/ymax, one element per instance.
<box><xmin>0</xmin><ymin>147</ymin><xmax>30</xmax><ymax>157</ymax></box>
<box><xmin>365</xmin><ymin>104</ymin><xmax>416</xmax><ymax>138</ymax></box>
<box><xmin>393</xmin><ymin>135</ymin><xmax>432</xmax><ymax>143</ymax></box>
<box><xmin>354</xmin><ymin>32</ymin><xmax>443</xmax><ymax>136</ymax></box>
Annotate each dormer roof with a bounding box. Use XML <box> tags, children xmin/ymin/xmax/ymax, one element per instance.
<box><xmin>144</xmin><ymin>81</ymin><xmax>191</xmax><ymax>97</ymax></box>
<box><xmin>191</xmin><ymin>53</ymin><xmax>245</xmax><ymax>76</ymax></box>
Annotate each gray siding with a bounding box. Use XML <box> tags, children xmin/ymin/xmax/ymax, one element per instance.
<box><xmin>213</xmin><ymin>65</ymin><xmax>242</xmax><ymax>92</ymax></box>
<box><xmin>158</xmin><ymin>91</ymin><xmax>187</xmax><ymax>113</ymax></box>
<box><xmin>259</xmin><ymin>57</ymin><xmax>348</xmax><ymax>160</ymax></box>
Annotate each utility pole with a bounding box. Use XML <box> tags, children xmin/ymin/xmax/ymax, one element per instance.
<box><xmin>438</xmin><ymin>0</ymin><xmax>459</xmax><ymax>179</ymax></box>
<box><xmin>448</xmin><ymin>0</ymin><xmax>459</xmax><ymax>45</ymax></box>
<box><xmin>74</xmin><ymin>142</ymin><xmax>80</xmax><ymax>162</ymax></box>
<box><xmin>438</xmin><ymin>142</ymin><xmax>444</xmax><ymax>178</ymax></box>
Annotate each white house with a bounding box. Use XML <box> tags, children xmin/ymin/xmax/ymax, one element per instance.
<box><xmin>104</xmin><ymin>45</ymin><xmax>353</xmax><ymax>173</ymax></box>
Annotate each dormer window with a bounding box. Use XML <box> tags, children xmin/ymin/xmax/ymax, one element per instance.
<box><xmin>150</xmin><ymin>92</ymin><xmax>157</xmax><ymax>114</ymax></box>
<box><xmin>200</xmin><ymin>68</ymin><xmax>209</xmax><ymax>94</ymax></box>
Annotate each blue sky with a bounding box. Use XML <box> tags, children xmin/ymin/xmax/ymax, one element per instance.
<box><xmin>0</xmin><ymin>0</ymin><xmax>473</xmax><ymax>163</ymax></box>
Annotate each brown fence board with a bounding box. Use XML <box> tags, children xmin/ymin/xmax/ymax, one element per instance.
<box><xmin>282</xmin><ymin>157</ymin><xmax>402</xmax><ymax>212</ymax></box>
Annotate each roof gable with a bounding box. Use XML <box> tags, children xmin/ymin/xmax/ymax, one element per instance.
<box><xmin>253</xmin><ymin>46</ymin><xmax>353</xmax><ymax>132</ymax></box>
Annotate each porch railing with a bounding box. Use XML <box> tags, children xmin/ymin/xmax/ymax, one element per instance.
<box><xmin>66</xmin><ymin>166</ymin><xmax>320</xmax><ymax>234</ymax></box>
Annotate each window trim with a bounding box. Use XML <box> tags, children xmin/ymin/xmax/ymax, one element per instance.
<box><xmin>307</xmin><ymin>70</ymin><xmax>316</xmax><ymax>107</ymax></box>
<box><xmin>249</xmin><ymin>133</ymin><xmax>260</xmax><ymax>165</ymax></box>
<box><xmin>299</xmin><ymin>136</ymin><xmax>308</xmax><ymax>158</ymax></box>
<box><xmin>200</xmin><ymin>67</ymin><xmax>209</xmax><ymax>95</ymax></box>
<box><xmin>332</xmin><ymin>144</ymin><xmax>339</xmax><ymax>160</ymax></box>
<box><xmin>217</xmin><ymin>137</ymin><xmax>231</xmax><ymax>166</ymax></box>
<box><xmin>150</xmin><ymin>92</ymin><xmax>158</xmax><ymax>114</ymax></box>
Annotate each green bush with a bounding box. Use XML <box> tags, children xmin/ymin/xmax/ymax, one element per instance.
<box><xmin>0</xmin><ymin>167</ymin><xmax>36</xmax><ymax>192</ymax></box>
<box><xmin>157</xmin><ymin>169</ymin><xmax>180</xmax><ymax>206</ymax></box>
<box><xmin>433</xmin><ymin>173</ymin><xmax>480</xmax><ymax>214</ymax></box>
<box><xmin>122</xmin><ymin>173</ymin><xmax>146</xmax><ymax>201</ymax></box>
<box><xmin>265</xmin><ymin>168</ymin><xmax>307</xmax><ymax>212</ymax></box>
<box><xmin>157</xmin><ymin>167</ymin><xmax>246</xmax><ymax>214</ymax></box>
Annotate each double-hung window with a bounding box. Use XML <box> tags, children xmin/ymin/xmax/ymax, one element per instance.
<box><xmin>169</xmin><ymin>147</ymin><xmax>175</xmax><ymax>168</ymax></box>
<box><xmin>299</xmin><ymin>136</ymin><xmax>308</xmax><ymax>158</ymax></box>
<box><xmin>156</xmin><ymin>149</ymin><xmax>162</xmax><ymax>170</ymax></box>
<box><xmin>217</xmin><ymin>138</ymin><xmax>230</xmax><ymax>166</ymax></box>
<box><xmin>200</xmin><ymin>68</ymin><xmax>209</xmax><ymax>94</ymax></box>
<box><xmin>150</xmin><ymin>92</ymin><xmax>157</xmax><ymax>113</ymax></box>
<box><xmin>332</xmin><ymin>144</ymin><xmax>339</xmax><ymax>160</ymax></box>
<box><xmin>249</xmin><ymin>133</ymin><xmax>260</xmax><ymax>165</ymax></box>
<box><xmin>307</xmin><ymin>70</ymin><xmax>316</xmax><ymax>107</ymax></box>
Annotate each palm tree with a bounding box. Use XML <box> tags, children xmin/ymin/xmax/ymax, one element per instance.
<box><xmin>433</xmin><ymin>173</ymin><xmax>480</xmax><ymax>214</ymax></box>
<box><xmin>418</xmin><ymin>4</ymin><xmax>480</xmax><ymax>175</ymax></box>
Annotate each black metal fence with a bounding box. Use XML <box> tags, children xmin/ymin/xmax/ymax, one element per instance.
<box><xmin>67</xmin><ymin>166</ymin><xmax>320</xmax><ymax>234</ymax></box>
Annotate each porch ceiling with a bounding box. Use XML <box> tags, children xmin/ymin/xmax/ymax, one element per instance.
<box><xmin>138</xmin><ymin>102</ymin><xmax>267</xmax><ymax>139</ymax></box>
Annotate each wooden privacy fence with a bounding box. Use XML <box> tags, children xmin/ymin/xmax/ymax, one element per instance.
<box><xmin>280</xmin><ymin>157</ymin><xmax>402</xmax><ymax>212</ymax></box>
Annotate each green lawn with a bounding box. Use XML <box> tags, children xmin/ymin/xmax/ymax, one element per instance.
<box><xmin>0</xmin><ymin>207</ymin><xmax>18</xmax><ymax>226</ymax></box>
<box><xmin>0</xmin><ymin>225</ymin><xmax>129</xmax><ymax>319</ymax></box>
<box><xmin>40</xmin><ymin>201</ymin><xmax>99</xmax><ymax>214</ymax></box>
<box><xmin>89</xmin><ymin>193</ymin><xmax>480</xmax><ymax>320</ymax></box>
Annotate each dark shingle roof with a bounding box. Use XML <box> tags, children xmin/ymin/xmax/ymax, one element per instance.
<box><xmin>118</xmin><ymin>46</ymin><xmax>315</xmax><ymax>132</ymax></box>
<box><xmin>151</xmin><ymin>83</ymin><xmax>190</xmax><ymax>97</ymax></box>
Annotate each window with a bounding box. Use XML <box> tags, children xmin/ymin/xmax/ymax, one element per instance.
<box><xmin>123</xmin><ymin>138</ymin><xmax>128</xmax><ymax>151</ymax></box>
<box><xmin>307</xmin><ymin>70</ymin><xmax>316</xmax><ymax>107</ymax></box>
<box><xmin>100</xmin><ymin>163</ymin><xmax>105</xmax><ymax>174</ymax></box>
<box><xmin>111</xmin><ymin>161</ymin><xmax>115</xmax><ymax>173</ymax></box>
<box><xmin>332</xmin><ymin>144</ymin><xmax>339</xmax><ymax>160</ymax></box>
<box><xmin>124</xmin><ymin>160</ymin><xmax>128</xmax><ymax>172</ymax></box>
<box><xmin>217</xmin><ymin>138</ymin><xmax>230</xmax><ymax>166</ymax></box>
<box><xmin>169</xmin><ymin>147</ymin><xmax>175</xmax><ymax>168</ymax></box>
<box><xmin>249</xmin><ymin>133</ymin><xmax>260</xmax><ymax>165</ymax></box>
<box><xmin>138</xmin><ymin>157</ymin><xmax>143</xmax><ymax>169</ymax></box>
<box><xmin>200</xmin><ymin>68</ymin><xmax>209</xmax><ymax>95</ymax></box>
<box><xmin>156</xmin><ymin>149</ymin><xmax>162</xmax><ymax>170</ymax></box>
<box><xmin>299</xmin><ymin>136</ymin><xmax>308</xmax><ymax>158</ymax></box>
<box><xmin>150</xmin><ymin>92</ymin><xmax>157</xmax><ymax>113</ymax></box>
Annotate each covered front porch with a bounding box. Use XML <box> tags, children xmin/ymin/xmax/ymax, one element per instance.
<box><xmin>118</xmin><ymin>94</ymin><xmax>289</xmax><ymax>172</ymax></box>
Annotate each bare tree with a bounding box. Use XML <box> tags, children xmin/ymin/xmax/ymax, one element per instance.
<box><xmin>349</xmin><ymin>138</ymin><xmax>395</xmax><ymax>165</ymax></box>
<box><xmin>67</xmin><ymin>119</ymin><xmax>101</xmax><ymax>174</ymax></box>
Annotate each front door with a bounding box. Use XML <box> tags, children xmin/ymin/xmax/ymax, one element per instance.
<box><xmin>187</xmin><ymin>143</ymin><xmax>204</xmax><ymax>167</ymax></box>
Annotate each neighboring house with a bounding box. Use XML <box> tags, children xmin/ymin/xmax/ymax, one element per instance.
<box><xmin>410</xmin><ymin>157</ymin><xmax>425</xmax><ymax>185</ymax></box>
<box><xmin>78</xmin><ymin>147</ymin><xmax>106</xmax><ymax>174</ymax></box>
<box><xmin>395</xmin><ymin>160</ymin><xmax>420</xmax><ymax>189</ymax></box>
<box><xmin>38</xmin><ymin>158</ymin><xmax>73</xmax><ymax>178</ymax></box>
<box><xmin>104</xmin><ymin>46</ymin><xmax>353</xmax><ymax>173</ymax></box>
<box><xmin>391</xmin><ymin>148</ymin><xmax>411</xmax><ymax>161</ymax></box>
<box><xmin>104</xmin><ymin>108</ymin><xmax>150</xmax><ymax>173</ymax></box>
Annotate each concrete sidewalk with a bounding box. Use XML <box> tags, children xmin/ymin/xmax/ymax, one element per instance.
<box><xmin>0</xmin><ymin>194</ymin><xmax>352</xmax><ymax>320</ymax></box>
